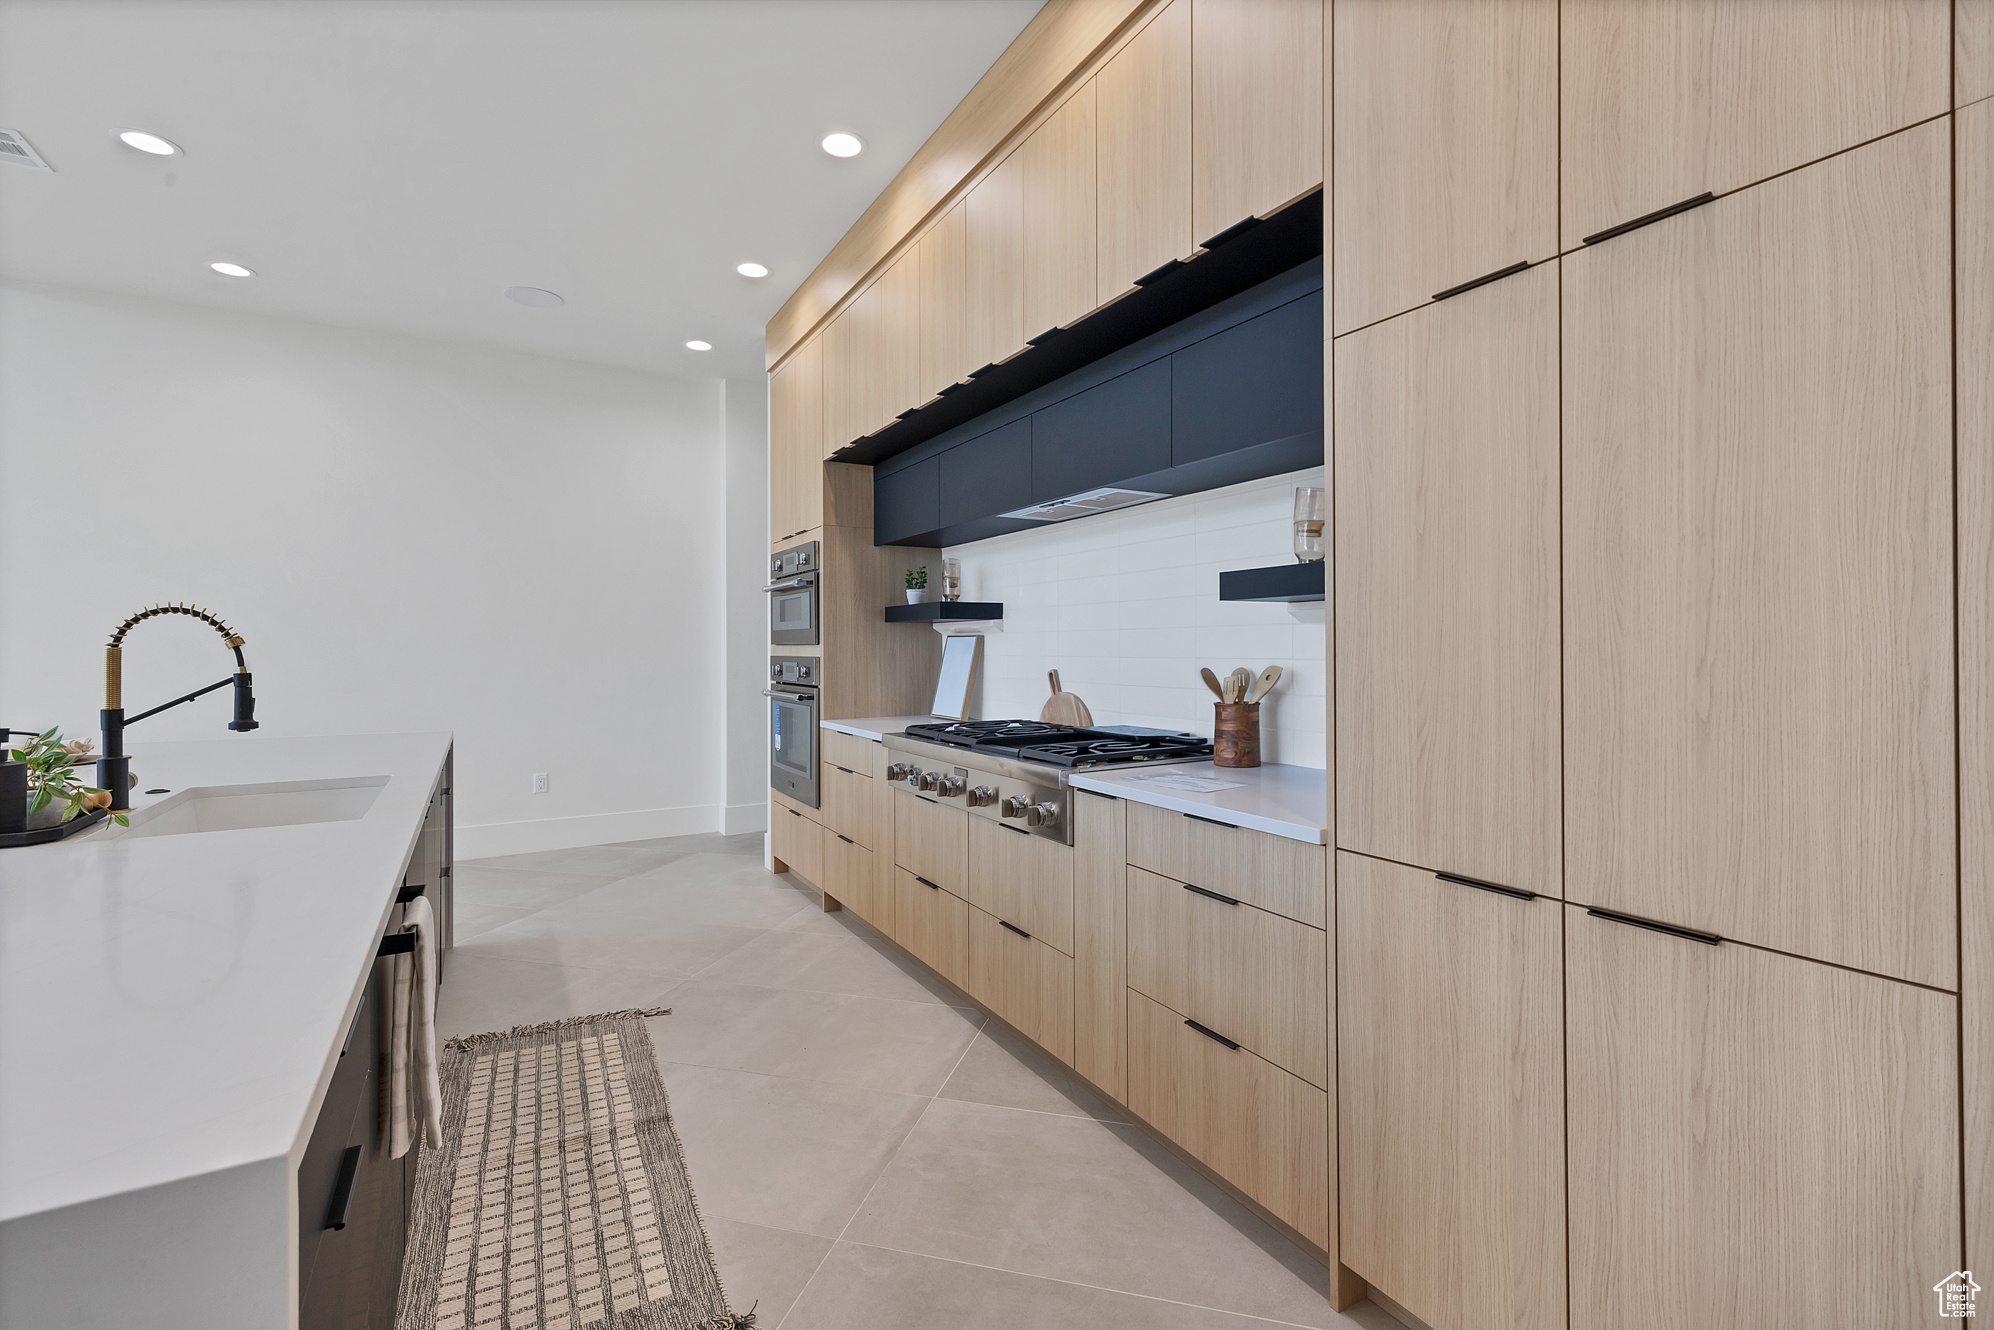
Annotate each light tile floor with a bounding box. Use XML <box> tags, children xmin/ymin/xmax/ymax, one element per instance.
<box><xmin>441</xmin><ymin>831</ymin><xmax>1400</xmax><ymax>1330</ymax></box>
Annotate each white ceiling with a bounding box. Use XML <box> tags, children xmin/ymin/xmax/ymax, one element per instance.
<box><xmin>0</xmin><ymin>0</ymin><xmax>1044</xmax><ymax>379</ymax></box>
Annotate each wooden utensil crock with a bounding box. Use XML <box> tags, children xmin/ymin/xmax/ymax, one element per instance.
<box><xmin>1213</xmin><ymin>702</ymin><xmax>1261</xmax><ymax>767</ymax></box>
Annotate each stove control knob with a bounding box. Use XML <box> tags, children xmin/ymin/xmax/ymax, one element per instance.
<box><xmin>967</xmin><ymin>785</ymin><xmax>998</xmax><ymax>808</ymax></box>
<box><xmin>1000</xmin><ymin>794</ymin><xmax>1031</xmax><ymax>819</ymax></box>
<box><xmin>938</xmin><ymin>775</ymin><xmax>966</xmax><ymax>798</ymax></box>
<box><xmin>770</xmin><ymin>663</ymin><xmax>782</xmax><ymax>680</ymax></box>
<box><xmin>1026</xmin><ymin>801</ymin><xmax>1060</xmax><ymax>829</ymax></box>
<box><xmin>886</xmin><ymin>764</ymin><xmax>910</xmax><ymax>782</ymax></box>
<box><xmin>918</xmin><ymin>770</ymin><xmax>942</xmax><ymax>792</ymax></box>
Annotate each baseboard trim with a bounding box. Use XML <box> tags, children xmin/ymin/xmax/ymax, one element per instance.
<box><xmin>457</xmin><ymin>804</ymin><xmax>722</xmax><ymax>859</ymax></box>
<box><xmin>722</xmin><ymin>801</ymin><xmax>769</xmax><ymax>836</ymax></box>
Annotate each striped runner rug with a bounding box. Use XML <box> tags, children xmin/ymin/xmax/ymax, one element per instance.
<box><xmin>395</xmin><ymin>1009</ymin><xmax>751</xmax><ymax>1330</ymax></box>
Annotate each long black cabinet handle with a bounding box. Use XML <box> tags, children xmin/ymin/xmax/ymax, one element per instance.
<box><xmin>1185</xmin><ymin>1018</ymin><xmax>1241</xmax><ymax>1051</ymax></box>
<box><xmin>1184</xmin><ymin>814</ymin><xmax>1235</xmax><ymax>829</ymax></box>
<box><xmin>999</xmin><ymin>823</ymin><xmax>1028</xmax><ymax>835</ymax></box>
<box><xmin>1436</xmin><ymin>872</ymin><xmax>1536</xmax><ymax>902</ymax></box>
<box><xmin>836</xmin><ymin>834</ymin><xmax>854</xmax><ymax>845</ymax></box>
<box><xmin>1199</xmin><ymin>215</ymin><xmax>1262</xmax><ymax>250</ymax></box>
<box><xmin>1027</xmin><ymin>325</ymin><xmax>1064</xmax><ymax>346</ymax></box>
<box><xmin>1133</xmin><ymin>257</ymin><xmax>1185</xmax><ymax>286</ymax></box>
<box><xmin>325</xmin><ymin>1145</ymin><xmax>362</xmax><ymax>1230</ymax></box>
<box><xmin>1432</xmin><ymin>259</ymin><xmax>1530</xmax><ymax>302</ymax></box>
<box><xmin>966</xmin><ymin>361</ymin><xmax>1000</xmax><ymax>380</ymax></box>
<box><xmin>1586</xmin><ymin>906</ymin><xmax>1721</xmax><ymax>946</ymax></box>
<box><xmin>1183</xmin><ymin>883</ymin><xmax>1240</xmax><ymax>907</ymax></box>
<box><xmin>999</xmin><ymin>919</ymin><xmax>1031</xmax><ymax>939</ymax></box>
<box><xmin>377</xmin><ymin>931</ymin><xmax>417</xmax><ymax>957</ymax></box>
<box><xmin>915</xmin><ymin>875</ymin><xmax>942</xmax><ymax>891</ymax></box>
<box><xmin>396</xmin><ymin>883</ymin><xmax>426</xmax><ymax>903</ymax></box>
<box><xmin>1581</xmin><ymin>191</ymin><xmax>1716</xmax><ymax>246</ymax></box>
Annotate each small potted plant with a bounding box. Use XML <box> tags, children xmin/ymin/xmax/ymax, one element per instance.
<box><xmin>6</xmin><ymin>729</ymin><xmax>126</xmax><ymax>831</ymax></box>
<box><xmin>904</xmin><ymin>565</ymin><xmax>929</xmax><ymax>604</ymax></box>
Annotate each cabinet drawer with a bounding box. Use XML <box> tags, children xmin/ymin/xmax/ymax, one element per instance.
<box><xmin>1126</xmin><ymin>801</ymin><xmax>1326</xmax><ymax>927</ymax></box>
<box><xmin>969</xmin><ymin>817</ymin><xmax>1074</xmax><ymax>955</ymax></box>
<box><xmin>968</xmin><ymin>904</ymin><xmax>1075</xmax><ymax>1066</ymax></box>
<box><xmin>823</xmin><ymin>728</ymin><xmax>877</xmax><ymax>774</ymax></box>
<box><xmin>772</xmin><ymin>805</ymin><xmax>823</xmax><ymax>887</ymax></box>
<box><xmin>1126</xmin><ymin>988</ymin><xmax>1329</xmax><ymax>1249</ymax></box>
<box><xmin>894</xmin><ymin>788</ymin><xmax>967</xmax><ymax>897</ymax></box>
<box><xmin>823</xmin><ymin>832</ymin><xmax>875</xmax><ymax>924</ymax></box>
<box><xmin>894</xmin><ymin>867</ymin><xmax>968</xmax><ymax>989</ymax></box>
<box><xmin>822</xmin><ymin>762</ymin><xmax>875</xmax><ymax>849</ymax></box>
<box><xmin>1126</xmin><ymin>866</ymin><xmax>1327</xmax><ymax>1087</ymax></box>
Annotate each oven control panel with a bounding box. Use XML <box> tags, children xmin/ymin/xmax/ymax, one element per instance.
<box><xmin>770</xmin><ymin>542</ymin><xmax>818</xmax><ymax>577</ymax></box>
<box><xmin>769</xmin><ymin>657</ymin><xmax>817</xmax><ymax>685</ymax></box>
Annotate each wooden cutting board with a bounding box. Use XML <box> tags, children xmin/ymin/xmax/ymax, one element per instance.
<box><xmin>1040</xmin><ymin>670</ymin><xmax>1094</xmax><ymax>726</ymax></box>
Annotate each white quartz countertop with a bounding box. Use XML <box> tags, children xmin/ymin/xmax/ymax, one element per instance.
<box><xmin>1068</xmin><ymin>761</ymin><xmax>1328</xmax><ymax>844</ymax></box>
<box><xmin>821</xmin><ymin>715</ymin><xmax>940</xmax><ymax>741</ymax></box>
<box><xmin>0</xmin><ymin>732</ymin><xmax>451</xmax><ymax>1223</ymax></box>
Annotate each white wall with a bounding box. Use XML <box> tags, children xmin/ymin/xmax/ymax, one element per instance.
<box><xmin>942</xmin><ymin>467</ymin><xmax>1328</xmax><ymax>767</ymax></box>
<box><xmin>0</xmin><ymin>283</ymin><xmax>736</xmax><ymax>856</ymax></box>
<box><xmin>721</xmin><ymin>378</ymin><xmax>770</xmax><ymax>836</ymax></box>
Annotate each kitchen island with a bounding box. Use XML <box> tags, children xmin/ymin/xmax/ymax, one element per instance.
<box><xmin>0</xmin><ymin>732</ymin><xmax>452</xmax><ymax>1330</ymax></box>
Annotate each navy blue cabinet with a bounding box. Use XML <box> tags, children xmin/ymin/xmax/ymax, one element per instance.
<box><xmin>874</xmin><ymin>457</ymin><xmax>940</xmax><ymax>546</ymax></box>
<box><xmin>1030</xmin><ymin>359</ymin><xmax>1173</xmax><ymax>502</ymax></box>
<box><xmin>940</xmin><ymin>419</ymin><xmax>1032</xmax><ymax>528</ymax></box>
<box><xmin>1172</xmin><ymin>292</ymin><xmax>1323</xmax><ymax>466</ymax></box>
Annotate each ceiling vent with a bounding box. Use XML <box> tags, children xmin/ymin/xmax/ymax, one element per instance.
<box><xmin>0</xmin><ymin>130</ymin><xmax>51</xmax><ymax>170</ymax></box>
<box><xmin>1000</xmin><ymin>487</ymin><xmax>1171</xmax><ymax>522</ymax></box>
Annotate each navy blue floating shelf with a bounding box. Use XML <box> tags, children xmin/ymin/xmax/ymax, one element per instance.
<box><xmin>1218</xmin><ymin>563</ymin><xmax>1323</xmax><ymax>603</ymax></box>
<box><xmin>884</xmin><ymin>601</ymin><xmax>1004</xmax><ymax>623</ymax></box>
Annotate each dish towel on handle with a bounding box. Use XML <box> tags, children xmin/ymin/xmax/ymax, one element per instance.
<box><xmin>385</xmin><ymin>894</ymin><xmax>443</xmax><ymax>1157</ymax></box>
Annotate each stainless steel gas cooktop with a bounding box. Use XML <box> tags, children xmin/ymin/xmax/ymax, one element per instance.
<box><xmin>885</xmin><ymin>720</ymin><xmax>1213</xmax><ymax>844</ymax></box>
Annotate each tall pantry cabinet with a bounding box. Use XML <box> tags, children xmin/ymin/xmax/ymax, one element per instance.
<box><xmin>1331</xmin><ymin>1</ymin><xmax>1969</xmax><ymax>1328</ymax></box>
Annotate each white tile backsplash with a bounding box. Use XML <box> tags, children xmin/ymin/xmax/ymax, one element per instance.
<box><xmin>939</xmin><ymin>467</ymin><xmax>1328</xmax><ymax>768</ymax></box>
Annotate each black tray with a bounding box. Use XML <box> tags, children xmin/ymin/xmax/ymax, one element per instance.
<box><xmin>0</xmin><ymin>807</ymin><xmax>110</xmax><ymax>848</ymax></box>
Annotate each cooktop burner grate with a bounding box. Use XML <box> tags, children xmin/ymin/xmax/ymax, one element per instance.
<box><xmin>903</xmin><ymin>720</ymin><xmax>1213</xmax><ymax>768</ymax></box>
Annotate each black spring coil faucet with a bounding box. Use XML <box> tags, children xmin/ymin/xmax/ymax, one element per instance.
<box><xmin>98</xmin><ymin>604</ymin><xmax>258</xmax><ymax>811</ymax></box>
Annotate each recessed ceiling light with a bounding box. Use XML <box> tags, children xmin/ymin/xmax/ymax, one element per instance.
<box><xmin>685</xmin><ymin>340</ymin><xmax>712</xmax><ymax>352</ymax></box>
<box><xmin>210</xmin><ymin>261</ymin><xmax>254</xmax><ymax>278</ymax></box>
<box><xmin>820</xmin><ymin>132</ymin><xmax>864</xmax><ymax>158</ymax></box>
<box><xmin>736</xmin><ymin>262</ymin><xmax>769</xmax><ymax>279</ymax></box>
<box><xmin>116</xmin><ymin>129</ymin><xmax>180</xmax><ymax>156</ymax></box>
<box><xmin>504</xmin><ymin>286</ymin><xmax>564</xmax><ymax>307</ymax></box>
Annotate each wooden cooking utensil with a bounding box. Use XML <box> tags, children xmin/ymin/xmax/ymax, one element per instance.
<box><xmin>1041</xmin><ymin>669</ymin><xmax>1095</xmax><ymax>726</ymax></box>
<box><xmin>1200</xmin><ymin>667</ymin><xmax>1226</xmax><ymax>700</ymax></box>
<box><xmin>1247</xmin><ymin>664</ymin><xmax>1283</xmax><ymax>704</ymax></box>
<box><xmin>1229</xmin><ymin>667</ymin><xmax>1252</xmax><ymax>703</ymax></box>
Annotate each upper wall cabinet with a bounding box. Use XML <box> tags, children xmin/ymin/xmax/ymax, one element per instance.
<box><xmin>1560</xmin><ymin>0</ymin><xmax>1949</xmax><ymax>249</ymax></box>
<box><xmin>874</xmin><ymin>252</ymin><xmax>921</xmax><ymax>432</ymax></box>
<box><xmin>1191</xmin><ymin>0</ymin><xmax>1323</xmax><ymax>242</ymax></box>
<box><xmin>1966</xmin><ymin>0</ymin><xmax>1994</xmax><ymax>105</ymax></box>
<box><xmin>1022</xmin><ymin>82</ymin><xmax>1099</xmax><ymax>339</ymax></box>
<box><xmin>1331</xmin><ymin>0</ymin><xmax>1556</xmax><ymax>335</ymax></box>
<box><xmin>820</xmin><ymin>309</ymin><xmax>856</xmax><ymax>459</ymax></box>
<box><xmin>966</xmin><ymin>149</ymin><xmax>1027</xmax><ymax>374</ymax></box>
<box><xmin>1097</xmin><ymin>0</ymin><xmax>1193</xmax><ymax>303</ymax></box>
<box><xmin>1563</xmin><ymin>123</ymin><xmax>1954</xmax><ymax>987</ymax></box>
<box><xmin>770</xmin><ymin>335</ymin><xmax>824</xmax><ymax>540</ymax></box>
<box><xmin>918</xmin><ymin>201</ymin><xmax>971</xmax><ymax>402</ymax></box>
<box><xmin>1336</xmin><ymin>263</ymin><xmax>1560</xmax><ymax>897</ymax></box>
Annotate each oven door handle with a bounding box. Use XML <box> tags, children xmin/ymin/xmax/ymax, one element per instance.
<box><xmin>762</xmin><ymin>577</ymin><xmax>815</xmax><ymax>592</ymax></box>
<box><xmin>761</xmin><ymin>689</ymin><xmax>816</xmax><ymax>703</ymax></box>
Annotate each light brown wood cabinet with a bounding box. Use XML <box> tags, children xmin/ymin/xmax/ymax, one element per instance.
<box><xmin>1095</xmin><ymin>0</ymin><xmax>1191</xmax><ymax>303</ymax></box>
<box><xmin>1565</xmin><ymin>905</ymin><xmax>1959</xmax><ymax>1330</ymax></box>
<box><xmin>1336</xmin><ymin>853</ymin><xmax>1564</xmax><ymax>1330</ymax></box>
<box><xmin>822</xmin><ymin>832</ymin><xmax>876</xmax><ymax>926</ymax></box>
<box><xmin>1021</xmin><ymin>81</ymin><xmax>1098</xmax><ymax>339</ymax></box>
<box><xmin>1330</xmin><ymin>0</ymin><xmax>1556</xmax><ymax>334</ymax></box>
<box><xmin>1124</xmin><ymin>800</ymin><xmax>1326</xmax><ymax>927</ymax></box>
<box><xmin>1070</xmin><ymin>789</ymin><xmax>1128</xmax><ymax>1101</ymax></box>
<box><xmin>771</xmin><ymin>805</ymin><xmax>822</xmax><ymax>888</ymax></box>
<box><xmin>968</xmin><ymin>904</ymin><xmax>1075</xmax><ymax>1065</ymax></box>
<box><xmin>965</xmin><ymin>148</ymin><xmax>1026</xmax><ymax>373</ymax></box>
<box><xmin>894</xmin><ymin>866</ymin><xmax>967</xmax><ymax>990</ymax></box>
<box><xmin>1960</xmin><ymin>93</ymin><xmax>1994</xmax><ymax>1284</ymax></box>
<box><xmin>821</xmin><ymin>761</ymin><xmax>873</xmax><ymax>851</ymax></box>
<box><xmin>892</xmin><ymin>788</ymin><xmax>967</xmax><ymax>898</ymax></box>
<box><xmin>1190</xmin><ymin>0</ymin><xmax>1322</xmax><ymax>242</ymax></box>
<box><xmin>819</xmin><ymin>309</ymin><xmax>855</xmax><ymax>457</ymax></box>
<box><xmin>1335</xmin><ymin>261</ymin><xmax>1561</xmax><ymax>897</ymax></box>
<box><xmin>1563</xmin><ymin>122</ymin><xmax>1955</xmax><ymax>986</ymax></box>
<box><xmin>1560</xmin><ymin>0</ymin><xmax>1950</xmax><ymax>249</ymax></box>
<box><xmin>917</xmin><ymin>200</ymin><xmax>971</xmax><ymax>401</ymax></box>
<box><xmin>1126</xmin><ymin>988</ymin><xmax>1329</xmax><ymax>1249</ymax></box>
<box><xmin>968</xmin><ymin>818</ymin><xmax>1074</xmax><ymax>955</ymax></box>
<box><xmin>768</xmin><ymin>335</ymin><xmax>823</xmax><ymax>541</ymax></box>
<box><xmin>1125</xmin><ymin>866</ymin><xmax>1326</xmax><ymax>1087</ymax></box>
<box><xmin>1966</xmin><ymin>0</ymin><xmax>1994</xmax><ymax>105</ymax></box>
<box><xmin>872</xmin><ymin>251</ymin><xmax>921</xmax><ymax>431</ymax></box>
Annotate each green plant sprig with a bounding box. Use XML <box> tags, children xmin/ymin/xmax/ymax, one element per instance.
<box><xmin>5</xmin><ymin>727</ymin><xmax>129</xmax><ymax>827</ymax></box>
<box><xmin>904</xmin><ymin>566</ymin><xmax>928</xmax><ymax>590</ymax></box>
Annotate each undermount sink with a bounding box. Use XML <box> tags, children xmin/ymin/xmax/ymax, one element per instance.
<box><xmin>93</xmin><ymin>775</ymin><xmax>390</xmax><ymax>839</ymax></box>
